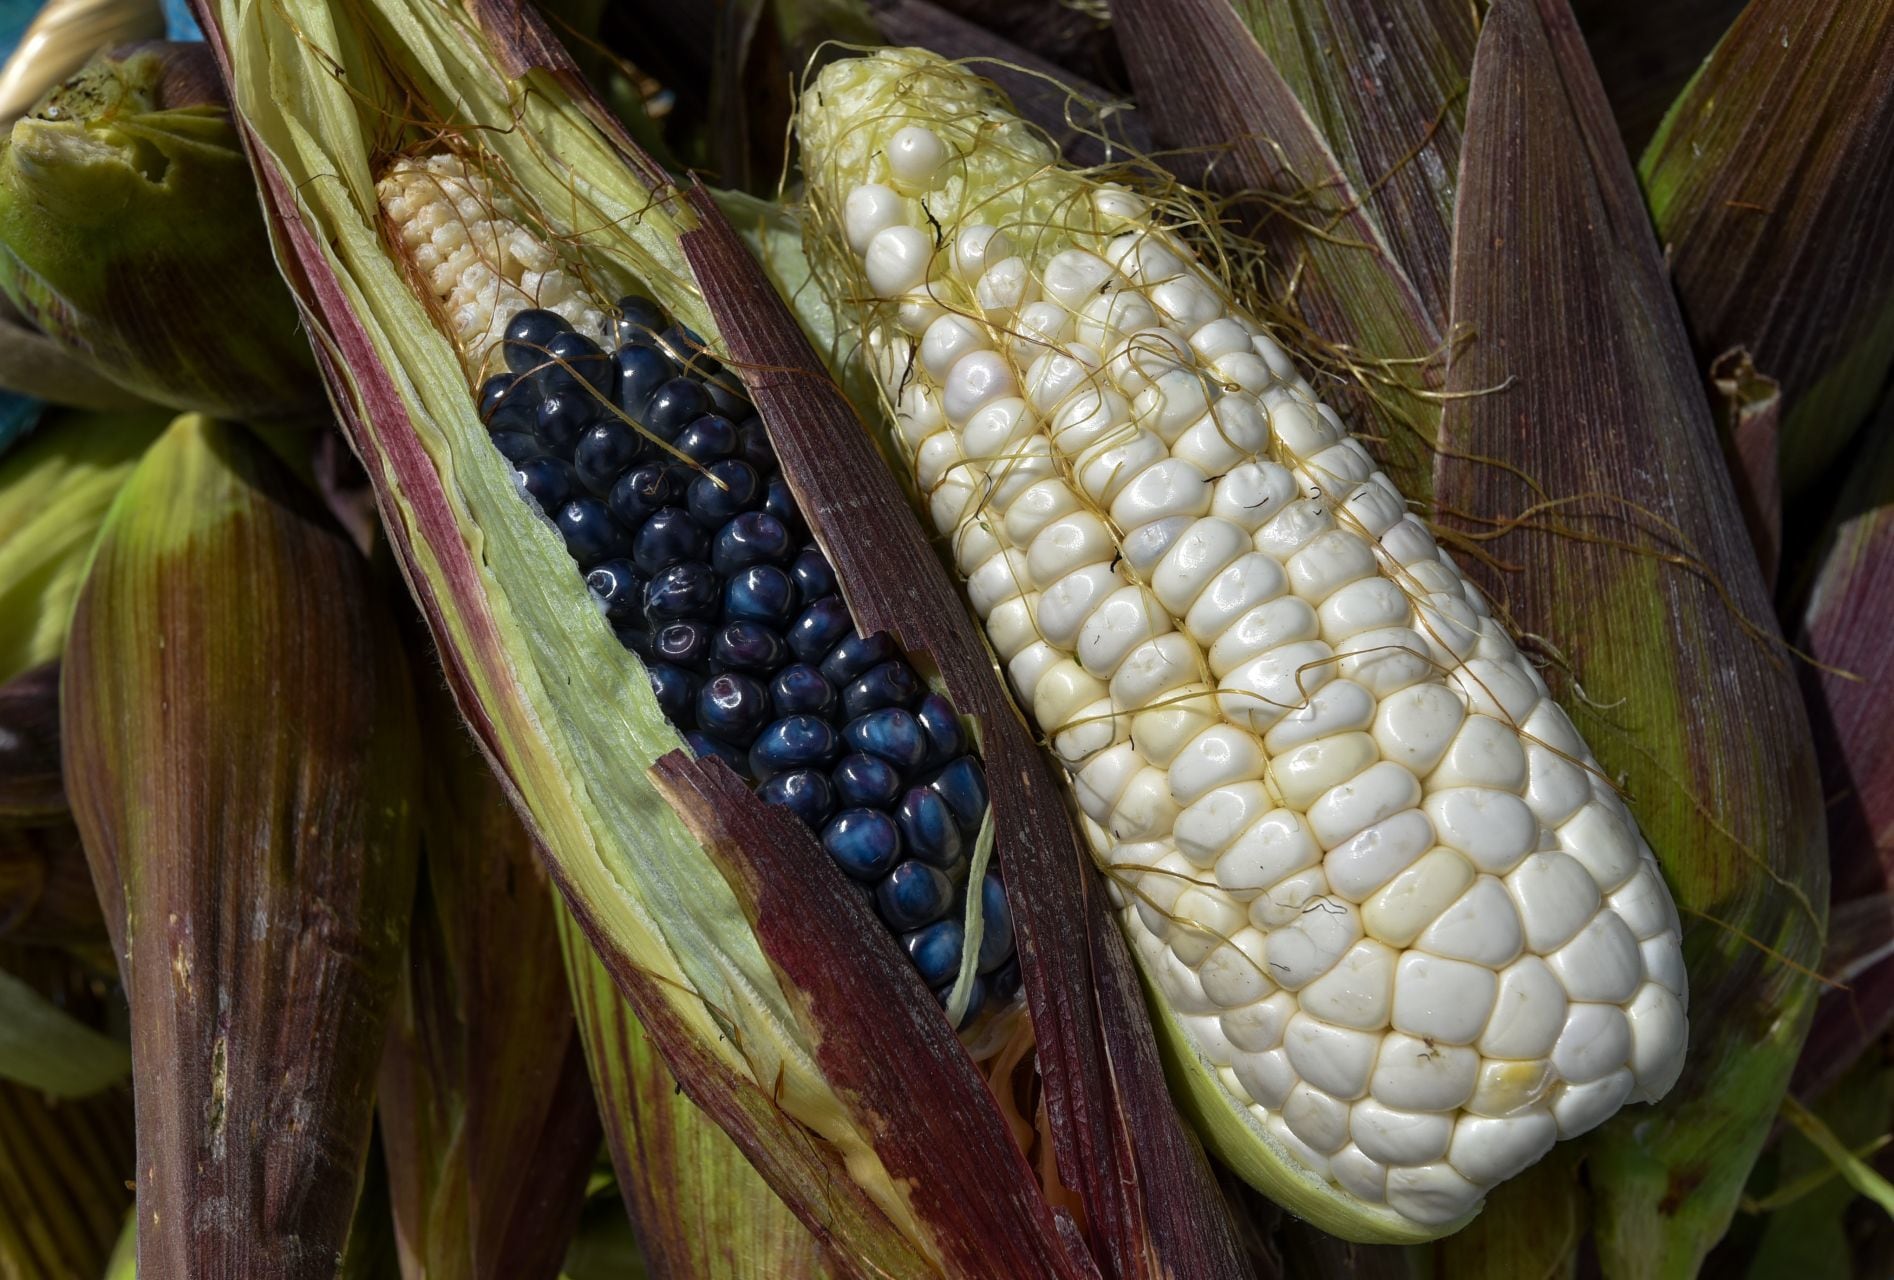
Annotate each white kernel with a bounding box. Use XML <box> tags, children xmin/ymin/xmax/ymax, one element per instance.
<box><xmin>914</xmin><ymin>430</ymin><xmax>964</xmax><ymax>491</ymax></box>
<box><xmin>1032</xmin><ymin>660</ymin><xmax>1109</xmax><ymax>740</ymax></box>
<box><xmin>1109</xmin><ymin>633</ymin><xmax>1201</xmax><ymax>709</ymax></box>
<box><xmin>843</xmin><ymin>183</ymin><xmax>904</xmax><ymax>254</ymax></box>
<box><xmin>1213</xmin><ymin>461</ymin><xmax>1299</xmax><ymax>531</ymax></box>
<box><xmin>1341</xmin><ymin>481</ymin><xmax>1408</xmax><ymax>539</ymax></box>
<box><xmin>1524</xmin><ymin>743</ymin><xmax>1591</xmax><ymax>827</ymax></box>
<box><xmin>1003</xmin><ymin>477</ymin><xmax>1082</xmax><ymax>544</ymax></box>
<box><xmin>1545</xmin><ymin>912</ymin><xmax>1643</xmax><ymax>1003</ymax></box>
<box><xmin>1269</xmin><ymin>399</ymin><xmax>1341</xmax><ymax>456</ymax></box>
<box><xmin>1110</xmin><ymin>456</ymin><xmax>1212</xmax><ymax>530</ymax></box>
<box><xmin>1352</xmin><ymin>1099</ymin><xmax>1452</xmax><ymax>1165</ymax></box>
<box><xmin>1132</xmin><ymin>369</ymin><xmax>1212</xmax><ymax>442</ymax></box>
<box><xmin>1151</xmin><ymin>276</ymin><xmax>1225</xmax><ymax>330</ymax></box>
<box><xmin>951</xmin><ymin>515</ymin><xmax>1002</xmax><ymax>575</ymax></box>
<box><xmin>943</xmin><ymin>349</ymin><xmax>1017</xmax><ymax>424</ymax></box>
<box><xmin>958</xmin><ymin>395</ymin><xmax>1034</xmax><ymax>463</ymax></box>
<box><xmin>1023</xmin><ymin>345</ymin><xmax>1103</xmax><ymax>413</ymax></box>
<box><xmin>895</xmin><ymin>383</ymin><xmax>946</xmax><ymax>449</ymax></box>
<box><xmin>1207</xmin><ymin>597</ymin><xmax>1321</xmax><ymax>679</ymax></box>
<box><xmin>1181</xmin><ymin>552</ymin><xmax>1289</xmax><ymax>645</ymax></box>
<box><xmin>1223</xmin><ymin>990</ymin><xmax>1297</xmax><ymax>1053</ymax></box>
<box><xmin>1370</xmin><ymin>1034</ymin><xmax>1479</xmax><ymax>1112</ymax></box>
<box><xmin>1217</xmin><ymin>641</ymin><xmax>1337</xmax><ymax>732</ymax></box>
<box><xmin>1233</xmin><ymin>1049</ymin><xmax>1296</xmax><ymax>1111</ymax></box>
<box><xmin>1037</xmin><ymin>563</ymin><xmax>1123</xmax><ymax>648</ymax></box>
<box><xmin>1190</xmin><ymin>317</ymin><xmax>1253</xmax><ymax>361</ymax></box>
<box><xmin>1505</xmin><ymin>852</ymin><xmax>1603</xmax><ymax>952</ymax></box>
<box><xmin>1154</xmin><ymin>518</ymin><xmax>1263</xmax><ymax>618</ymax></box>
<box><xmin>1052</xmin><ymin>695</ymin><xmax>1123</xmax><ymax>765</ymax></box>
<box><xmin>1318</xmin><ymin>578</ymin><xmax>1413</xmax><ymax>644</ymax></box>
<box><xmin>966</xmin><ymin>547</ymin><xmax>1031</xmax><ymax>617</ymax></box>
<box><xmin>951</xmin><ymin>223</ymin><xmax>1009</xmax><ymax>281</ymax></box>
<box><xmin>1431</xmin><ymin>714</ymin><xmax>1530</xmax><ymax>790</ymax></box>
<box><xmin>1625</xmin><ymin>981</ymin><xmax>1687</xmax><ymax>1099</ymax></box>
<box><xmin>1251</xmin><ymin>330</ymin><xmax>1300</xmax><ymax>380</ymax></box>
<box><xmin>885</xmin><ymin>125</ymin><xmax>948</xmax><ymax>187</ymax></box>
<box><xmin>1074</xmin><ymin>742</ymin><xmax>1142</xmax><ymax>824</ymax></box>
<box><xmin>1414</xmin><ymin>592</ymin><xmax>1481</xmax><ymax>666</ymax></box>
<box><xmin>1478</xmin><ymin>956</ymin><xmax>1569</xmax><ymax>1059</ymax></box>
<box><xmin>1106</xmin><ymin>231</ymin><xmax>1186</xmax><ymax>284</ymax></box>
<box><xmin>1373</xmin><ymin>684</ymin><xmax>1468</xmax><ymax>778</ymax></box>
<box><xmin>1254</xmin><ymin>498</ymin><xmax>1338</xmax><ymax>561</ymax></box>
<box><xmin>1336</xmin><ymin>627</ymin><xmax>1435</xmax><ymax>698</ymax></box>
<box><xmin>1048</xmin><ymin>385</ymin><xmax>1132</xmax><ymax>453</ymax></box>
<box><xmin>984</xmin><ymin>595</ymin><xmax>1041</xmax><ymax>662</ymax></box>
<box><xmin>976</xmin><ymin>256</ymin><xmax>1035</xmax><ymax>320</ymax></box>
<box><xmin>1176</xmin><ymin>782</ymin><xmax>1273</xmax><ymax>864</ymax></box>
<box><xmin>1130</xmin><ymin>687</ymin><xmax>1219</xmax><ymax>766</ymax></box>
<box><xmin>928</xmin><ymin>472</ymin><xmax>979</xmax><ymax>534</ymax></box>
<box><xmin>920</xmin><ymin>313</ymin><xmax>987</xmax><ymax>380</ymax></box>
<box><xmin>1449</xmin><ymin>1111</ymin><xmax>1556</xmax><ymax>1185</ymax></box>
<box><xmin>1385</xmin><ymin>1164</ymin><xmax>1483</xmax><ymax>1227</ymax></box>
<box><xmin>1092</xmin><ymin>184</ymin><xmax>1149</xmax><ymax>223</ymax></box>
<box><xmin>1121</xmin><ymin>515</ymin><xmax>1197</xmax><ymax>575</ymax></box>
<box><xmin>1209</xmin><ymin>350</ymin><xmax>1274</xmax><ymax>395</ymax></box>
<box><xmin>1109</xmin><ymin>766</ymin><xmax>1181</xmax><ymax>841</ymax></box>
<box><xmin>1331</xmin><ymin>1146</ymin><xmax>1389</xmax><ymax>1203</ymax></box>
<box><xmin>1324</xmin><ymin>810</ymin><xmax>1435</xmax><ymax>902</ymax></box>
<box><xmin>1173</xmin><ymin>397</ymin><xmax>1271</xmax><ymax>472</ymax></box>
<box><xmin>1304</xmin><ymin>439</ymin><xmax>1376</xmax><ymax>490</ymax></box>
<box><xmin>1283</xmin><ymin>1022</ymin><xmax>1377</xmax><ymax>1108</ymax></box>
<box><xmin>1297</xmin><ymin>939</ymin><xmax>1397</xmax><ymax>1031</ymax></box>
<box><xmin>1392</xmin><ymin>951</ymin><xmax>1497</xmax><ymax>1045</ymax></box>
<box><xmin>1075</xmin><ymin>430</ymin><xmax>1167</xmax><ymax>504</ymax></box>
<box><xmin>1551</xmin><ymin>1002</ymin><xmax>1631</xmax><ymax>1084</ymax></box>
<box><xmin>1270</xmin><ymin>732</ymin><xmax>1377</xmax><ymax>811</ymax></box>
<box><xmin>1198</xmin><ymin>928</ymin><xmax>1273</xmax><ymax>1007</ymax></box>
<box><xmin>1265</xmin><ymin>1114</ymin><xmax>1333</xmax><ymax>1178</ymax></box>
<box><xmin>1006</xmin><ymin>641</ymin><xmax>1063</xmax><ymax>701</ymax></box>
<box><xmin>1261</xmin><ymin>894</ymin><xmax>1360</xmax><ymax>989</ymax></box>
<box><xmin>1027</xmin><ymin>512</ymin><xmax>1116</xmax><ymax>586</ymax></box>
<box><xmin>1078</xmin><ymin>585</ymin><xmax>1172</xmax><ymax>677</ymax></box>
<box><xmin>1559</xmin><ymin>802</ymin><xmax>1644</xmax><ymax>892</ymax></box>
<box><xmin>1424</xmin><ymin>788</ymin><xmax>1538</xmax><ymax>874</ymax></box>
<box><xmin>1009</xmin><ymin>300</ymin><xmax>1072</xmax><ymax>355</ymax></box>
<box><xmin>1261</xmin><ymin>679</ymin><xmax>1378</xmax><ymax>754</ymax></box>
<box><xmin>864</xmin><ymin>223</ymin><xmax>932</xmax><ymax>297</ymax></box>
<box><xmin>1105</xmin><ymin>327</ymin><xmax>1192</xmax><ymax>394</ymax></box>
<box><xmin>1417</xmin><ymin>876</ymin><xmax>1524</xmax><ymax>967</ymax></box>
<box><xmin>1450</xmin><ymin>658</ymin><xmax>1541</xmax><ymax>725</ymax></box>
<box><xmin>1077</xmin><ymin>287</ymin><xmax>1159</xmax><ymax>349</ymax></box>
<box><xmin>1213</xmin><ymin>808</ymin><xmax>1322</xmax><ymax>894</ymax></box>
<box><xmin>1550</xmin><ymin>1069</ymin><xmax>1635</xmax><ymax>1138</ymax></box>
<box><xmin>1363</xmin><ymin>848</ymin><xmax>1475</xmax><ymax>948</ymax></box>
<box><xmin>895</xmin><ymin>287</ymin><xmax>947</xmax><ymax>336</ymax></box>
<box><xmin>986</xmin><ymin>434</ymin><xmax>1058</xmax><ymax>507</ymax></box>
<box><xmin>1040</xmin><ymin>248</ymin><xmax>1118</xmax><ymax>309</ymax></box>
<box><xmin>1309</xmin><ymin>761</ymin><xmax>1423</xmax><ymax>850</ymax></box>
<box><xmin>1248</xmin><ymin>868</ymin><xmax>1330</xmax><ymax>930</ymax></box>
<box><xmin>1467</xmin><ymin>1058</ymin><xmax>1553</xmax><ymax>1118</ymax></box>
<box><xmin>1167</xmin><ymin>726</ymin><xmax>1265</xmax><ymax>806</ymax></box>
<box><xmin>1609</xmin><ymin>863</ymin><xmax>1678</xmax><ymax>940</ymax></box>
<box><xmin>1380</xmin><ymin>515</ymin><xmax>1439</xmax><ymax>565</ymax></box>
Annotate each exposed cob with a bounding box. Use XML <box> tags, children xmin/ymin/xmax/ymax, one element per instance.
<box><xmin>375</xmin><ymin>154</ymin><xmax>1018</xmax><ymax>1021</ymax></box>
<box><xmin>797</xmin><ymin>49</ymin><xmax>1688</xmax><ymax>1232</ymax></box>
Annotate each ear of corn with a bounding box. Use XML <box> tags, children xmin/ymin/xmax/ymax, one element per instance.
<box><xmin>796</xmin><ymin>48</ymin><xmax>1688</xmax><ymax>1240</ymax></box>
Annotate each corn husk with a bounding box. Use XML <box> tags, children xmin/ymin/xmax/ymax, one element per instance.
<box><xmin>1569</xmin><ymin>0</ymin><xmax>1744</xmax><ymax>152</ymax></box>
<box><xmin>0</xmin><ymin>0</ymin><xmax>164</xmax><ymax>124</ymax></box>
<box><xmin>0</xmin><ymin>1076</ymin><xmax>135</xmax><ymax>1279</ymax></box>
<box><xmin>60</xmin><ymin>414</ymin><xmax>419</xmax><ymax>1277</ymax></box>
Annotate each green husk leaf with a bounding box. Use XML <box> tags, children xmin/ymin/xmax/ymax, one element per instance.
<box><xmin>1440</xmin><ymin>3</ymin><xmax>1827</xmax><ymax>1274</ymax></box>
<box><xmin>378</xmin><ymin>675</ymin><xmax>599</xmax><ymax>1280</ymax></box>
<box><xmin>0</xmin><ymin>409</ymin><xmax>164</xmax><ymax>683</ymax></box>
<box><xmin>60</xmin><ymin>414</ymin><xmax>420</xmax><ymax>1278</ymax></box>
<box><xmin>1110</xmin><ymin>0</ymin><xmax>1476</xmax><ymax>507</ymax></box>
<box><xmin>1425</xmin><ymin>1147</ymin><xmax>1584</xmax><ymax>1280</ymax></box>
<box><xmin>0</xmin><ymin>42</ymin><xmax>323</xmax><ymax>422</ymax></box>
<box><xmin>0</xmin><ymin>966</ymin><xmax>127</xmax><ymax>1096</ymax></box>
<box><xmin>0</xmin><ymin>1077</ymin><xmax>135</xmax><ymax>1279</ymax></box>
<box><xmin>1640</xmin><ymin>0</ymin><xmax>1894</xmax><ymax>496</ymax></box>
<box><xmin>0</xmin><ymin>294</ymin><xmax>154</xmax><ymax>409</ymax></box>
<box><xmin>0</xmin><ymin>0</ymin><xmax>166</xmax><ymax>123</ymax></box>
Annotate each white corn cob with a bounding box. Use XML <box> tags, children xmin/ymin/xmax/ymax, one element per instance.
<box><xmin>799</xmin><ymin>49</ymin><xmax>1687</xmax><ymax>1231</ymax></box>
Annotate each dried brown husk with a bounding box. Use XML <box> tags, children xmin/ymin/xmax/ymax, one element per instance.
<box><xmin>61</xmin><ymin>413</ymin><xmax>420</xmax><ymax>1278</ymax></box>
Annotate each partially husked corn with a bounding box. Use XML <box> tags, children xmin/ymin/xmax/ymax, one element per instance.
<box><xmin>798</xmin><ymin>49</ymin><xmax>1688</xmax><ymax>1230</ymax></box>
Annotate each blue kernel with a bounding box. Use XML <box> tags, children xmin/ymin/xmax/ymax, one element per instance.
<box><xmin>651</xmin><ymin>621</ymin><xmax>712</xmax><ymax>668</ymax></box>
<box><xmin>989</xmin><ymin>957</ymin><xmax>1021</xmax><ymax>1001</ymax></box>
<box><xmin>612</xmin><ymin>344</ymin><xmax>674</xmax><ymax>414</ymax></box>
<box><xmin>632</xmin><ymin>507</ymin><xmax>710</xmax><ymax>574</ymax></box>
<box><xmin>643</xmin><ymin>562</ymin><xmax>720</xmax><ymax>621</ymax></box>
<box><xmin>788</xmin><ymin>597</ymin><xmax>853</xmax><ymax>664</ymax></box>
<box><xmin>575</xmin><ymin>422</ymin><xmax>645</xmax><ymax>496</ymax></box>
<box><xmin>748</xmin><ymin>715</ymin><xmax>838</xmax><ymax>782</ymax></box>
<box><xmin>555</xmin><ymin>497</ymin><xmax>631</xmax><ymax>566</ymax></box>
<box><xmin>765</xmin><ymin>474</ymin><xmax>803</xmax><ymax>534</ymax></box>
<box><xmin>977</xmin><ymin>874</ymin><xmax>1015</xmax><ymax>972</ymax></box>
<box><xmin>646</xmin><ymin>662</ymin><xmax>699</xmax><ymax>725</ymax></box>
<box><xmin>903</xmin><ymin>919</ymin><xmax>965</xmax><ymax>986</ymax></box>
<box><xmin>822</xmin><ymin>809</ymin><xmax>902</xmax><ymax>881</ymax></box>
<box><xmin>513</xmin><ymin>457</ymin><xmax>577</xmax><ymax>514</ymax></box>
<box><xmin>707</xmin><ymin>378</ymin><xmax>752</xmax><ymax>420</ymax></box>
<box><xmin>736</xmin><ymin>416</ymin><xmax>776</xmax><ymax>472</ymax></box>
<box><xmin>843</xmin><ymin>708</ymin><xmax>927</xmax><ymax>772</ymax></box>
<box><xmin>914</xmin><ymin>693</ymin><xmax>966</xmax><ymax>767</ymax></box>
<box><xmin>585</xmin><ymin>558</ymin><xmax>645</xmax><ymax>625</ymax></box>
<box><xmin>662</xmin><ymin>324</ymin><xmax>720</xmax><ymax>378</ymax></box>
<box><xmin>479</xmin><ymin>372</ymin><xmax>534</xmax><ymax>431</ymax></box>
<box><xmin>895</xmin><ymin>787</ymin><xmax>963</xmax><ymax>868</ymax></box>
<box><xmin>712</xmin><ymin>511</ymin><xmax>793</xmax><ymax>575</ymax></box>
<box><xmin>613</xmin><ymin>295</ymin><xmax>665</xmax><ymax>339</ymax></box>
<box><xmin>842</xmin><ymin>661</ymin><xmax>920</xmax><ymax>720</ymax></box>
<box><xmin>490</xmin><ymin>430</ymin><xmax>542</xmax><ymax>463</ymax></box>
<box><xmin>831</xmin><ymin>752</ymin><xmax>901</xmax><ymax>809</ymax></box>
<box><xmin>615</xmin><ymin>624</ymin><xmax>650</xmax><ymax>657</ymax></box>
<box><xmin>877</xmin><ymin>860</ymin><xmax>954</xmax><ymax>931</ymax></box>
<box><xmin>608</xmin><ymin>460</ymin><xmax>686</xmax><ymax>527</ymax></box>
<box><xmin>643</xmin><ymin>378</ymin><xmax>712</xmax><ymax>441</ymax></box>
<box><xmin>790</xmin><ymin>547</ymin><xmax>836</xmax><ymax>601</ymax></box>
<box><xmin>724</xmin><ymin>565</ymin><xmax>799</xmax><ymax>627</ymax></box>
<box><xmin>695</xmin><ymin>672</ymin><xmax>772</xmax><ymax>746</ymax></box>
<box><xmin>927</xmin><ymin>756</ymin><xmax>989</xmax><ymax>838</ymax></box>
<box><xmin>756</xmin><ymin>767</ymin><xmax>834</xmax><ymax>828</ymax></box>
<box><xmin>501</xmin><ymin>308</ymin><xmax>571</xmax><ymax>376</ymax></box>
<box><xmin>819</xmin><ymin>631</ymin><xmax>894</xmax><ymax>686</ymax></box>
<box><xmin>533</xmin><ymin>390</ymin><xmax>594</xmax><ymax>456</ymax></box>
<box><xmin>675</xmin><ymin>414</ymin><xmax>737</xmax><ymax>463</ymax></box>
<box><xmin>541</xmin><ymin>330</ymin><xmax>614</xmax><ymax>398</ymax></box>
<box><xmin>687</xmin><ymin>459</ymin><xmax>762</xmax><ymax>528</ymax></box>
<box><xmin>769</xmin><ymin>663</ymin><xmax>837</xmax><ymax>719</ymax></box>
<box><xmin>711</xmin><ymin>621</ymin><xmax>787</xmax><ymax>674</ymax></box>
<box><xmin>685</xmin><ymin>730</ymin><xmax>750</xmax><ymax>778</ymax></box>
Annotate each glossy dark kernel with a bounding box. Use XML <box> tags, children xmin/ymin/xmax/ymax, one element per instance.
<box><xmin>748</xmin><ymin>715</ymin><xmax>839</xmax><ymax>782</ymax></box>
<box><xmin>675</xmin><ymin>414</ymin><xmax>737</xmax><ymax>463</ymax></box>
<box><xmin>820</xmin><ymin>631</ymin><xmax>894</xmax><ymax>686</ymax></box>
<box><xmin>843</xmin><ymin>708</ymin><xmax>927</xmax><ymax>773</ymax></box>
<box><xmin>723</xmin><ymin>565</ymin><xmax>799</xmax><ymax>627</ymax></box>
<box><xmin>479</xmin><ymin>372</ymin><xmax>535</xmax><ymax>431</ymax></box>
<box><xmin>895</xmin><ymin>787</ymin><xmax>963</xmax><ymax>868</ymax></box>
<box><xmin>705</xmin><ymin>378</ymin><xmax>751</xmax><ymax>420</ymax></box>
<box><xmin>490</xmin><ymin>430</ymin><xmax>543</xmax><ymax>463</ymax></box>
<box><xmin>608</xmin><ymin>460</ymin><xmax>687</xmax><ymax>528</ymax></box>
<box><xmin>711</xmin><ymin>511</ymin><xmax>793</xmax><ymax>575</ymax></box>
<box><xmin>643</xmin><ymin>562</ymin><xmax>720</xmax><ymax>622</ymax></box>
<box><xmin>541</xmin><ymin>330</ymin><xmax>614</xmax><ymax>398</ymax></box>
<box><xmin>768</xmin><ymin>664</ymin><xmax>837</xmax><ymax>720</ymax></box>
<box><xmin>935</xmin><ymin>975</ymin><xmax>985</xmax><ymax>1027</ymax></box>
<box><xmin>612</xmin><ymin>295</ymin><xmax>665</xmax><ymax>340</ymax></box>
<box><xmin>575</xmin><ymin>421</ymin><xmax>644</xmax><ymax>496</ymax></box>
<box><xmin>651</xmin><ymin>620</ymin><xmax>713</xmax><ymax>669</ymax></box>
<box><xmin>631</xmin><ymin>507</ymin><xmax>710</xmax><ymax>574</ymax></box>
<box><xmin>841</xmin><ymin>661</ymin><xmax>921</xmax><ymax>720</ymax></box>
<box><xmin>756</xmin><ymin>768</ymin><xmax>834</xmax><ymax>829</ymax></box>
<box><xmin>927</xmin><ymin>756</ymin><xmax>989</xmax><ymax>837</ymax></box>
<box><xmin>685</xmin><ymin>730</ymin><xmax>751</xmax><ymax>778</ymax></box>
<box><xmin>788</xmin><ymin>596</ymin><xmax>853</xmax><ymax>664</ymax></box>
<box><xmin>662</xmin><ymin>324</ymin><xmax>720</xmax><ymax>378</ymax></box>
<box><xmin>831</xmin><ymin>752</ymin><xmax>902</xmax><ymax>810</ymax></box>
<box><xmin>977</xmin><ymin>874</ymin><xmax>1015</xmax><ymax>972</ymax></box>
<box><xmin>533</xmin><ymin>390</ymin><xmax>593</xmax><ymax>455</ymax></box>
<box><xmin>710</xmin><ymin>621</ymin><xmax>787</xmax><ymax>674</ymax></box>
<box><xmin>513</xmin><ymin>457</ymin><xmax>578</xmax><ymax>514</ymax></box>
<box><xmin>877</xmin><ymin>860</ymin><xmax>953</xmax><ymax>931</ymax></box>
<box><xmin>822</xmin><ymin>809</ymin><xmax>902</xmax><ymax>881</ymax></box>
<box><xmin>501</xmin><ymin>308</ymin><xmax>571</xmax><ymax>376</ymax></box>
<box><xmin>585</xmin><ymin>559</ymin><xmax>645</xmax><ymax>625</ymax></box>
<box><xmin>735</xmin><ymin>416</ymin><xmax>776</xmax><ymax>472</ymax></box>
<box><xmin>765</xmin><ymin>475</ymin><xmax>802</xmax><ymax>533</ymax></box>
<box><xmin>646</xmin><ymin>662</ymin><xmax>700</xmax><ymax>725</ymax></box>
<box><xmin>555</xmin><ymin>497</ymin><xmax>631</xmax><ymax>566</ymax></box>
<box><xmin>988</xmin><ymin>958</ymin><xmax>1021</xmax><ymax>1001</ymax></box>
<box><xmin>612</xmin><ymin>343</ymin><xmax>673</xmax><ymax>414</ymax></box>
<box><xmin>695</xmin><ymin>671</ymin><xmax>772</xmax><ymax>746</ymax></box>
<box><xmin>644</xmin><ymin>378</ymin><xmax>712</xmax><ymax>441</ymax></box>
<box><xmin>790</xmin><ymin>547</ymin><xmax>836</xmax><ymax>601</ymax></box>
<box><xmin>903</xmin><ymin>919</ymin><xmax>964</xmax><ymax>987</ymax></box>
<box><xmin>687</xmin><ymin>459</ymin><xmax>762</xmax><ymax>528</ymax></box>
<box><xmin>914</xmin><ymin>693</ymin><xmax>966</xmax><ymax>766</ymax></box>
